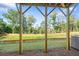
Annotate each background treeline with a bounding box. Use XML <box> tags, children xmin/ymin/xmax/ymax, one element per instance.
<box><xmin>0</xmin><ymin>10</ymin><xmax>79</xmax><ymax>34</ymax></box>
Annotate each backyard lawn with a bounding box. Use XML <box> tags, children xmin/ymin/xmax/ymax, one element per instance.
<box><xmin>0</xmin><ymin>33</ymin><xmax>66</xmax><ymax>41</ymax></box>
<box><xmin>0</xmin><ymin>40</ymin><xmax>66</xmax><ymax>52</ymax></box>
<box><xmin>0</xmin><ymin>32</ymin><xmax>79</xmax><ymax>53</ymax></box>
<box><xmin>0</xmin><ymin>32</ymin><xmax>79</xmax><ymax>41</ymax></box>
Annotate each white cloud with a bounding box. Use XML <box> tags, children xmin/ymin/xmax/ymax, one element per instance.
<box><xmin>0</xmin><ymin>0</ymin><xmax>22</xmax><ymax>3</ymax></box>
<box><xmin>70</xmin><ymin>6</ymin><xmax>73</xmax><ymax>11</ymax></box>
<box><xmin>2</xmin><ymin>3</ymin><xmax>16</xmax><ymax>10</ymax></box>
<box><xmin>0</xmin><ymin>3</ymin><xmax>16</xmax><ymax>10</ymax></box>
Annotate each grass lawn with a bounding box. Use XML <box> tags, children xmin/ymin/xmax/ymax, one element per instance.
<box><xmin>0</xmin><ymin>40</ymin><xmax>66</xmax><ymax>52</ymax></box>
<box><xmin>0</xmin><ymin>32</ymin><xmax>79</xmax><ymax>53</ymax></box>
<box><xmin>0</xmin><ymin>32</ymin><xmax>79</xmax><ymax>41</ymax></box>
<box><xmin>0</xmin><ymin>33</ymin><xmax>66</xmax><ymax>41</ymax></box>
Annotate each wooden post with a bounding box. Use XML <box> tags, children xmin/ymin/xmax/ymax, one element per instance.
<box><xmin>19</xmin><ymin>4</ymin><xmax>23</xmax><ymax>54</ymax></box>
<box><xmin>45</xmin><ymin>5</ymin><xmax>48</xmax><ymax>53</ymax></box>
<box><xmin>67</xmin><ymin>7</ymin><xmax>70</xmax><ymax>50</ymax></box>
<box><xmin>35</xmin><ymin>6</ymin><xmax>48</xmax><ymax>53</ymax></box>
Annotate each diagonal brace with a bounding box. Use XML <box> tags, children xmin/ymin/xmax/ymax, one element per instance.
<box><xmin>69</xmin><ymin>4</ymin><xmax>78</xmax><ymax>16</ymax></box>
<box><xmin>36</xmin><ymin>6</ymin><xmax>45</xmax><ymax>17</ymax></box>
<box><xmin>47</xmin><ymin>8</ymin><xmax>56</xmax><ymax>16</ymax></box>
<box><xmin>59</xmin><ymin>8</ymin><xmax>67</xmax><ymax>17</ymax></box>
<box><xmin>16</xmin><ymin>3</ymin><xmax>20</xmax><ymax>13</ymax></box>
<box><xmin>22</xmin><ymin>6</ymin><xmax>32</xmax><ymax>14</ymax></box>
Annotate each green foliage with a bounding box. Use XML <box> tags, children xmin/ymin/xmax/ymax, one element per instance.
<box><xmin>2</xmin><ymin>10</ymin><xmax>37</xmax><ymax>34</ymax></box>
<box><xmin>48</xmin><ymin>12</ymin><xmax>60</xmax><ymax>33</ymax></box>
<box><xmin>1</xmin><ymin>10</ymin><xmax>79</xmax><ymax>34</ymax></box>
<box><xmin>2</xmin><ymin>10</ymin><xmax>19</xmax><ymax>33</ymax></box>
<box><xmin>49</xmin><ymin>12</ymin><xmax>57</xmax><ymax>26</ymax></box>
<box><xmin>4</xmin><ymin>25</ymin><xmax>12</xmax><ymax>33</ymax></box>
<box><xmin>38</xmin><ymin>20</ymin><xmax>45</xmax><ymax>34</ymax></box>
<box><xmin>26</xmin><ymin>15</ymin><xmax>36</xmax><ymax>34</ymax></box>
<box><xmin>70</xmin><ymin>15</ymin><xmax>76</xmax><ymax>31</ymax></box>
<box><xmin>0</xmin><ymin>18</ymin><xmax>6</xmax><ymax>34</ymax></box>
<box><xmin>0</xmin><ymin>18</ymin><xmax>12</xmax><ymax>34</ymax></box>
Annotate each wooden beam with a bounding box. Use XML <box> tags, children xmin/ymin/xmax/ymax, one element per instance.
<box><xmin>22</xmin><ymin>6</ymin><xmax>31</xmax><ymax>14</ymax></box>
<box><xmin>69</xmin><ymin>4</ymin><xmax>78</xmax><ymax>16</ymax></box>
<box><xmin>47</xmin><ymin>8</ymin><xmax>56</xmax><ymax>16</ymax></box>
<box><xmin>19</xmin><ymin>4</ymin><xmax>23</xmax><ymax>54</ymax></box>
<box><xmin>20</xmin><ymin>3</ymin><xmax>74</xmax><ymax>8</ymax></box>
<box><xmin>67</xmin><ymin>7</ymin><xmax>71</xmax><ymax>50</ymax></box>
<box><xmin>16</xmin><ymin>3</ymin><xmax>20</xmax><ymax>13</ymax></box>
<box><xmin>36</xmin><ymin>6</ymin><xmax>45</xmax><ymax>17</ymax></box>
<box><xmin>45</xmin><ymin>5</ymin><xmax>48</xmax><ymax>53</ymax></box>
<box><xmin>61</xmin><ymin>3</ymin><xmax>66</xmax><ymax>8</ymax></box>
<box><xmin>58</xmin><ymin>8</ymin><xmax>67</xmax><ymax>17</ymax></box>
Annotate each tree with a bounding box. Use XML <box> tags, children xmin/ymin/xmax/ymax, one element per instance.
<box><xmin>2</xmin><ymin>10</ymin><xmax>19</xmax><ymax>33</ymax></box>
<box><xmin>2</xmin><ymin>10</ymin><xmax>28</xmax><ymax>33</ymax></box>
<box><xmin>0</xmin><ymin>18</ymin><xmax>11</xmax><ymax>34</ymax></box>
<box><xmin>4</xmin><ymin>25</ymin><xmax>12</xmax><ymax>33</ymax></box>
<box><xmin>38</xmin><ymin>20</ymin><xmax>45</xmax><ymax>34</ymax></box>
<box><xmin>48</xmin><ymin>12</ymin><xmax>58</xmax><ymax>33</ymax></box>
<box><xmin>70</xmin><ymin>15</ymin><xmax>76</xmax><ymax>31</ymax></box>
<box><xmin>59</xmin><ymin>21</ymin><xmax>66</xmax><ymax>32</ymax></box>
<box><xmin>27</xmin><ymin>15</ymin><xmax>36</xmax><ymax>34</ymax></box>
<box><xmin>22</xmin><ymin>16</ymin><xmax>28</xmax><ymax>34</ymax></box>
<box><xmin>0</xmin><ymin>18</ymin><xmax>5</xmax><ymax>34</ymax></box>
<box><xmin>76</xmin><ymin>20</ymin><xmax>79</xmax><ymax>31</ymax></box>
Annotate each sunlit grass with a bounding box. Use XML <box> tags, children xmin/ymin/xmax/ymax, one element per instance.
<box><xmin>0</xmin><ymin>32</ymin><xmax>79</xmax><ymax>41</ymax></box>
<box><xmin>0</xmin><ymin>32</ymin><xmax>78</xmax><ymax>52</ymax></box>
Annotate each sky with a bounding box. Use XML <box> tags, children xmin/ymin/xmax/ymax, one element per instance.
<box><xmin>0</xmin><ymin>3</ymin><xmax>79</xmax><ymax>27</ymax></box>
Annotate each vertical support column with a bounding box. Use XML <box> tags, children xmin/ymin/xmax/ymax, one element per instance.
<box><xmin>67</xmin><ymin>7</ymin><xmax>70</xmax><ymax>50</ymax></box>
<box><xmin>45</xmin><ymin>4</ymin><xmax>48</xmax><ymax>53</ymax></box>
<box><xmin>19</xmin><ymin>4</ymin><xmax>23</xmax><ymax>54</ymax></box>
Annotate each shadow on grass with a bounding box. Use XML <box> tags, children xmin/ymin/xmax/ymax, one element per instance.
<box><xmin>0</xmin><ymin>33</ymin><xmax>7</xmax><ymax>40</ymax></box>
<box><xmin>0</xmin><ymin>36</ymin><xmax>6</xmax><ymax>39</ymax></box>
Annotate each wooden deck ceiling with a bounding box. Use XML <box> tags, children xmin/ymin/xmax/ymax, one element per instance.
<box><xmin>20</xmin><ymin>3</ymin><xmax>74</xmax><ymax>8</ymax></box>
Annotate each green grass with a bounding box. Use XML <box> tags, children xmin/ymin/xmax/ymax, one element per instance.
<box><xmin>0</xmin><ymin>40</ymin><xmax>66</xmax><ymax>52</ymax></box>
<box><xmin>0</xmin><ymin>32</ymin><xmax>78</xmax><ymax>52</ymax></box>
<box><xmin>0</xmin><ymin>33</ymin><xmax>66</xmax><ymax>41</ymax></box>
<box><xmin>0</xmin><ymin>32</ymin><xmax>79</xmax><ymax>41</ymax></box>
